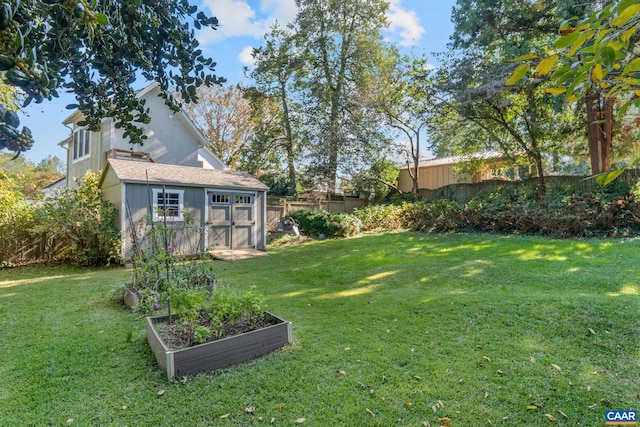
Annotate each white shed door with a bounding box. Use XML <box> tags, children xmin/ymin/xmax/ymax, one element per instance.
<box><xmin>207</xmin><ymin>192</ymin><xmax>255</xmax><ymax>250</ymax></box>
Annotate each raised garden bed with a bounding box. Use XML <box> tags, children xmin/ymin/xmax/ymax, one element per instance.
<box><xmin>146</xmin><ymin>312</ymin><xmax>292</xmax><ymax>379</ymax></box>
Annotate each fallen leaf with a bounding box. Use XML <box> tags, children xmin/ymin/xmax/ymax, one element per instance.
<box><xmin>502</xmin><ymin>416</ymin><xmax>510</xmax><ymax>422</ymax></box>
<box><xmin>586</xmin><ymin>386</ymin><xmax>591</xmax><ymax>392</ymax></box>
<box><xmin>336</xmin><ymin>370</ymin><xmax>346</xmax><ymax>376</ymax></box>
<box><xmin>317</xmin><ymin>384</ymin><xmax>321</xmax><ymax>392</ymax></box>
<box><xmin>587</xmin><ymin>328</ymin><xmax>596</xmax><ymax>335</ymax></box>
<box><xmin>544</xmin><ymin>413</ymin><xmax>557</xmax><ymax>421</ymax></box>
<box><xmin>489</xmin><ymin>420</ymin><xmax>494</xmax><ymax>427</ymax></box>
<box><xmin>121</xmin><ymin>405</ymin><xmax>127</xmax><ymax>410</ymax></box>
<box><xmin>157</xmin><ymin>389</ymin><xmax>166</xmax><ymax>397</ymax></box>
<box><xmin>366</xmin><ymin>408</ymin><xmax>376</xmax><ymax>417</ymax></box>
<box><xmin>551</xmin><ymin>364</ymin><xmax>562</xmax><ymax>372</ymax></box>
<box><xmin>422</xmin><ymin>421</ymin><xmax>431</xmax><ymax>427</ymax></box>
<box><xmin>180</xmin><ymin>377</ymin><xmax>188</xmax><ymax>384</ymax></box>
<box><xmin>404</xmin><ymin>401</ymin><xmax>412</xmax><ymax>408</ymax></box>
<box><xmin>483</xmin><ymin>356</ymin><xmax>491</xmax><ymax>362</ymax></box>
<box><xmin>220</xmin><ymin>413</ymin><xmax>230</xmax><ymax>420</ymax></box>
<box><xmin>270</xmin><ymin>417</ymin><xmax>275</xmax><ymax>424</ymax></box>
<box><xmin>344</xmin><ymin>347</ymin><xmax>351</xmax><ymax>351</ymax></box>
<box><xmin>258</xmin><ymin>417</ymin><xmax>263</xmax><ymax>421</ymax></box>
<box><xmin>295</xmin><ymin>418</ymin><xmax>305</xmax><ymax>424</ymax></box>
<box><xmin>485</xmin><ymin>390</ymin><xmax>489</xmax><ymax>398</ymax></box>
<box><xmin>557</xmin><ymin>410</ymin><xmax>567</xmax><ymax>418</ymax></box>
<box><xmin>497</xmin><ymin>369</ymin><xmax>504</xmax><ymax>375</ymax></box>
<box><xmin>245</xmin><ymin>407</ymin><xmax>255</xmax><ymax>414</ymax></box>
<box><xmin>527</xmin><ymin>405</ymin><xmax>539</xmax><ymax>410</ymax></box>
<box><xmin>530</xmin><ymin>356</ymin><xmax>536</xmax><ymax>363</ymax></box>
<box><xmin>279</xmin><ymin>403</ymin><xmax>285</xmax><ymax>410</ymax></box>
<box><xmin>432</xmin><ymin>405</ymin><xmax>438</xmax><ymax>412</ymax></box>
<box><xmin>437</xmin><ymin>400</ymin><xmax>444</xmax><ymax>409</ymax></box>
<box><xmin>413</xmin><ymin>375</ymin><xmax>422</xmax><ymax>380</ymax></box>
<box><xmin>437</xmin><ymin>417</ymin><xmax>452</xmax><ymax>425</ymax></box>
<box><xmin>65</xmin><ymin>420</ymin><xmax>74</xmax><ymax>426</ymax></box>
<box><xmin>589</xmin><ymin>403</ymin><xmax>597</xmax><ymax>409</ymax></box>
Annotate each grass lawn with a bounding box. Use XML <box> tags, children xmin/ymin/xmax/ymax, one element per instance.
<box><xmin>1</xmin><ymin>232</ymin><xmax>639</xmax><ymax>426</ymax></box>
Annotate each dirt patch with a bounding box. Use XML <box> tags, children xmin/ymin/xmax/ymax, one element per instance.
<box><xmin>155</xmin><ymin>315</ymin><xmax>278</xmax><ymax>350</ymax></box>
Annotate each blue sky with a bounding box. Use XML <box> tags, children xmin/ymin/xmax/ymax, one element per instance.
<box><xmin>20</xmin><ymin>0</ymin><xmax>456</xmax><ymax>164</ymax></box>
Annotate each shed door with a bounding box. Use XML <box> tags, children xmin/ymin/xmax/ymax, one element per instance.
<box><xmin>207</xmin><ymin>192</ymin><xmax>255</xmax><ymax>250</ymax></box>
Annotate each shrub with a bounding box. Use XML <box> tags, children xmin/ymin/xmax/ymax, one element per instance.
<box><xmin>355</xmin><ymin>203</ymin><xmax>407</xmax><ymax>232</ymax></box>
<box><xmin>33</xmin><ymin>171</ymin><xmax>120</xmax><ymax>266</ymax></box>
<box><xmin>287</xmin><ymin>209</ymin><xmax>361</xmax><ymax>237</ymax></box>
<box><xmin>406</xmin><ymin>199</ymin><xmax>463</xmax><ymax>233</ymax></box>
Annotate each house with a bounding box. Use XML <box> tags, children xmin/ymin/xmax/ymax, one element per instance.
<box><xmin>60</xmin><ymin>82</ymin><xmax>269</xmax><ymax>259</ymax></box>
<box><xmin>397</xmin><ymin>152</ymin><xmax>523</xmax><ymax>193</ymax></box>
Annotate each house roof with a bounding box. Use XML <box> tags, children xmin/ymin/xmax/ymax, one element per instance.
<box><xmin>404</xmin><ymin>151</ymin><xmax>507</xmax><ymax>169</ymax></box>
<box><xmin>103</xmin><ymin>159</ymin><xmax>269</xmax><ymax>191</ymax></box>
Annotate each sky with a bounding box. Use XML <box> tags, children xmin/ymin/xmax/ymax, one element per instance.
<box><xmin>19</xmin><ymin>0</ymin><xmax>457</xmax><ymax>165</ymax></box>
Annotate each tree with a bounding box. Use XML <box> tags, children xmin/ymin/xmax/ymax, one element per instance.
<box><xmin>433</xmin><ymin>51</ymin><xmax>574</xmax><ymax>194</ymax></box>
<box><xmin>249</xmin><ymin>22</ymin><xmax>306</xmax><ymax>193</ymax></box>
<box><xmin>500</xmin><ymin>0</ymin><xmax>640</xmax><ymax>174</ymax></box>
<box><xmin>292</xmin><ymin>0</ymin><xmax>390</xmax><ymax>193</ymax></box>
<box><xmin>0</xmin><ymin>152</ymin><xmax>64</xmax><ymax>198</ymax></box>
<box><xmin>181</xmin><ymin>84</ymin><xmax>255</xmax><ymax>171</ymax></box>
<box><xmin>372</xmin><ymin>53</ymin><xmax>435</xmax><ymax>201</ymax></box>
<box><xmin>0</xmin><ymin>0</ymin><xmax>223</xmax><ymax>155</ymax></box>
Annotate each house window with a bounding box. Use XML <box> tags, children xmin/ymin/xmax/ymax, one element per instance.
<box><xmin>235</xmin><ymin>194</ymin><xmax>254</xmax><ymax>204</ymax></box>
<box><xmin>153</xmin><ymin>188</ymin><xmax>184</xmax><ymax>221</ymax></box>
<box><xmin>211</xmin><ymin>193</ymin><xmax>230</xmax><ymax>204</ymax></box>
<box><xmin>72</xmin><ymin>128</ymin><xmax>91</xmax><ymax>162</ymax></box>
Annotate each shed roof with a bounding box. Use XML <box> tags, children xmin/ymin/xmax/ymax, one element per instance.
<box><xmin>103</xmin><ymin>159</ymin><xmax>269</xmax><ymax>191</ymax></box>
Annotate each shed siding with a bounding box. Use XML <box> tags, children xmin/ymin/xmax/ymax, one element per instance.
<box><xmin>122</xmin><ymin>184</ymin><xmax>205</xmax><ymax>257</ymax></box>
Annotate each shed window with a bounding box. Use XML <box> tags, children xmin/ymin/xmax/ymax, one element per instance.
<box><xmin>235</xmin><ymin>194</ymin><xmax>254</xmax><ymax>204</ymax></box>
<box><xmin>211</xmin><ymin>193</ymin><xmax>230</xmax><ymax>204</ymax></box>
<box><xmin>153</xmin><ymin>188</ymin><xmax>184</xmax><ymax>221</ymax></box>
<box><xmin>72</xmin><ymin>128</ymin><xmax>91</xmax><ymax>162</ymax></box>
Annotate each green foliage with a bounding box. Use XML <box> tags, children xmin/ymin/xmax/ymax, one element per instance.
<box><xmin>354</xmin><ymin>203</ymin><xmax>407</xmax><ymax>232</ymax></box>
<box><xmin>259</xmin><ymin>171</ymin><xmax>297</xmax><ymax>196</ymax></box>
<box><xmin>287</xmin><ymin>209</ymin><xmax>362</xmax><ymax>238</ymax></box>
<box><xmin>34</xmin><ymin>170</ymin><xmax>120</xmax><ymax>266</ymax></box>
<box><xmin>0</xmin><ymin>173</ymin><xmax>36</xmax><ymax>262</ymax></box>
<box><xmin>345</xmin><ymin>158</ymin><xmax>400</xmax><ymax>202</ymax></box>
<box><xmin>0</xmin><ymin>0</ymin><xmax>224</xmax><ymax>152</ymax></box>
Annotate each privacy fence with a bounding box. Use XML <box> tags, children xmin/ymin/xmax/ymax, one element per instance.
<box><xmin>418</xmin><ymin>171</ymin><xmax>640</xmax><ymax>203</ymax></box>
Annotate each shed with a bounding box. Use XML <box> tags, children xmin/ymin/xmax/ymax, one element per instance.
<box><xmin>100</xmin><ymin>159</ymin><xmax>269</xmax><ymax>260</ymax></box>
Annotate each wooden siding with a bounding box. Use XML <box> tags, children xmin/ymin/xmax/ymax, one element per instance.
<box><xmin>122</xmin><ymin>184</ymin><xmax>205</xmax><ymax>257</ymax></box>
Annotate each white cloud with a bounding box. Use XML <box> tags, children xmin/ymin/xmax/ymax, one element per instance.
<box><xmin>199</xmin><ymin>0</ymin><xmax>297</xmax><ymax>45</ymax></box>
<box><xmin>386</xmin><ymin>0</ymin><xmax>424</xmax><ymax>47</ymax></box>
<box><xmin>239</xmin><ymin>45</ymin><xmax>257</xmax><ymax>67</ymax></box>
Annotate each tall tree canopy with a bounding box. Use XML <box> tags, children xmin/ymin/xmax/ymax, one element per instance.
<box><xmin>0</xmin><ymin>0</ymin><xmax>223</xmax><ymax>156</ymax></box>
<box><xmin>292</xmin><ymin>0</ymin><xmax>390</xmax><ymax>193</ymax></box>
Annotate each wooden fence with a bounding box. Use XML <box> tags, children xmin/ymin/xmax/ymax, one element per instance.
<box><xmin>266</xmin><ymin>196</ymin><xmax>368</xmax><ymax>228</ymax></box>
<box><xmin>418</xmin><ymin>170</ymin><xmax>640</xmax><ymax>203</ymax></box>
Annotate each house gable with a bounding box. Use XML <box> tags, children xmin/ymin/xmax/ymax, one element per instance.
<box><xmin>61</xmin><ymin>81</ymin><xmax>227</xmax><ymax>187</ymax></box>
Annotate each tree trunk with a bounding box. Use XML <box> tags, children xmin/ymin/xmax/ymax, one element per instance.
<box><xmin>279</xmin><ymin>82</ymin><xmax>297</xmax><ymax>194</ymax></box>
<box><xmin>412</xmin><ymin>132</ymin><xmax>420</xmax><ymax>202</ymax></box>
<box><xmin>586</xmin><ymin>93</ymin><xmax>614</xmax><ymax>174</ymax></box>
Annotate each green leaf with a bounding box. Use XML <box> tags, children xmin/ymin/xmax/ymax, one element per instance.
<box><xmin>622</xmin><ymin>57</ymin><xmax>640</xmax><ymax>74</ymax></box>
<box><xmin>534</xmin><ymin>55</ymin><xmax>559</xmax><ymax>76</ymax></box>
<box><xmin>611</xmin><ymin>3</ymin><xmax>640</xmax><ymax>27</ymax></box>
<box><xmin>594</xmin><ymin>169</ymin><xmax>625</xmax><ymax>186</ymax></box>
<box><xmin>621</xmin><ymin>24</ymin><xmax>637</xmax><ymax>42</ymax></box>
<box><xmin>505</xmin><ymin>63</ymin><xmax>530</xmax><ymax>86</ymax></box>
<box><xmin>546</xmin><ymin>87</ymin><xmax>567</xmax><ymax>95</ymax></box>
<box><xmin>509</xmin><ymin>53</ymin><xmax>538</xmax><ymax>62</ymax></box>
<box><xmin>554</xmin><ymin>30</ymin><xmax>580</xmax><ymax>49</ymax></box>
<box><xmin>95</xmin><ymin>13</ymin><xmax>108</xmax><ymax>25</ymax></box>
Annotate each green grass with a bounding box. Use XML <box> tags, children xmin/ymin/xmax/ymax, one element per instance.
<box><xmin>1</xmin><ymin>233</ymin><xmax>639</xmax><ymax>426</ymax></box>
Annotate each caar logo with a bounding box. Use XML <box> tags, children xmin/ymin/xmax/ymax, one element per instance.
<box><xmin>605</xmin><ymin>410</ymin><xmax>637</xmax><ymax>425</ymax></box>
